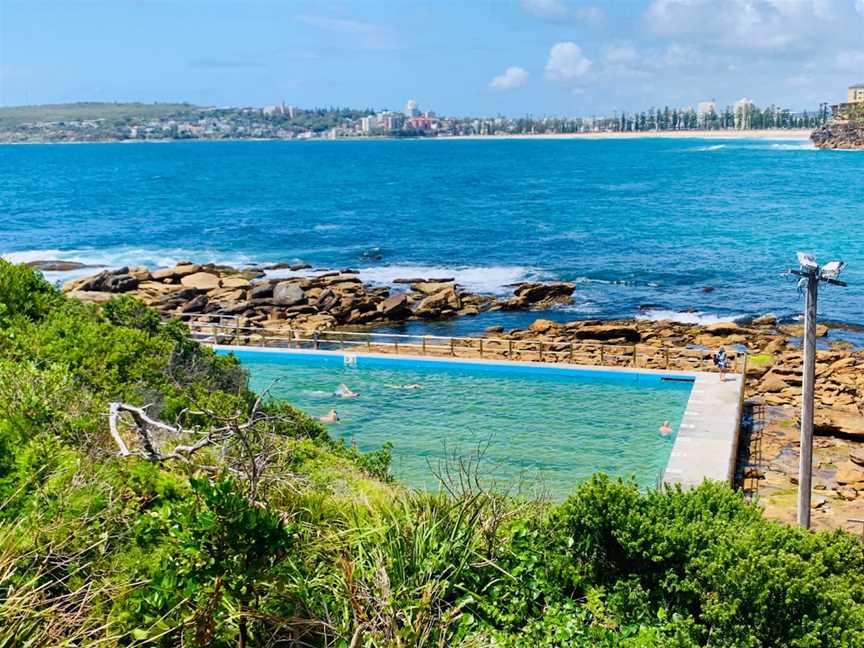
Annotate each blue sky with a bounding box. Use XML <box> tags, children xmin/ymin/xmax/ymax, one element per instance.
<box><xmin>2</xmin><ymin>0</ymin><xmax>863</xmax><ymax>115</ymax></box>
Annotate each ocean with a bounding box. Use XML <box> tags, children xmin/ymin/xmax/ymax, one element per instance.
<box><xmin>1</xmin><ymin>137</ymin><xmax>862</xmax><ymax>335</ymax></box>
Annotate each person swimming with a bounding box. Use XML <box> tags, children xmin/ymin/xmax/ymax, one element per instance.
<box><xmin>659</xmin><ymin>420</ymin><xmax>673</xmax><ymax>437</ymax></box>
<box><xmin>319</xmin><ymin>409</ymin><xmax>339</xmax><ymax>424</ymax></box>
<box><xmin>334</xmin><ymin>383</ymin><xmax>358</xmax><ymax>398</ymax></box>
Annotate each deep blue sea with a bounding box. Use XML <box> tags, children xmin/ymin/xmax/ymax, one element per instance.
<box><xmin>2</xmin><ymin>138</ymin><xmax>863</xmax><ymax>334</ymax></box>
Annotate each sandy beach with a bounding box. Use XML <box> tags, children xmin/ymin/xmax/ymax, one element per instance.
<box><xmin>443</xmin><ymin>129</ymin><xmax>813</xmax><ymax>141</ymax></box>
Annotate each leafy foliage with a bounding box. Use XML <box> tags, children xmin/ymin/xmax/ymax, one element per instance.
<box><xmin>1</xmin><ymin>261</ymin><xmax>863</xmax><ymax>646</ymax></box>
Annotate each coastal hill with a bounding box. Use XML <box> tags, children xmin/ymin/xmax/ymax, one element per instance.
<box><xmin>0</xmin><ymin>102</ymin><xmax>198</xmax><ymax>127</ymax></box>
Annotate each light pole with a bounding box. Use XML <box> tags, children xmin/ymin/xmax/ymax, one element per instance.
<box><xmin>788</xmin><ymin>253</ymin><xmax>847</xmax><ymax>529</ymax></box>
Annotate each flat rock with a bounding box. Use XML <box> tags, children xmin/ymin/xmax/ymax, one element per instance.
<box><xmin>220</xmin><ymin>276</ymin><xmax>251</xmax><ymax>289</ymax></box>
<box><xmin>411</xmin><ymin>281</ymin><xmax>455</xmax><ymax>296</ymax></box>
<box><xmin>27</xmin><ymin>260</ymin><xmax>103</xmax><ymax>271</ymax></box>
<box><xmin>835</xmin><ymin>460</ymin><xmax>864</xmax><ymax>485</ymax></box>
<box><xmin>180</xmin><ymin>272</ymin><xmax>220</xmax><ymax>291</ymax></box>
<box><xmin>378</xmin><ymin>293</ymin><xmax>410</xmax><ymax>316</ymax></box>
<box><xmin>152</xmin><ymin>264</ymin><xmax>200</xmax><ymax>281</ymax></box>
<box><xmin>66</xmin><ymin>290</ymin><xmax>115</xmax><ymax>303</ymax></box>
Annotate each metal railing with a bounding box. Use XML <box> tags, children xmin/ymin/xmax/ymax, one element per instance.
<box><xmin>175</xmin><ymin>313</ymin><xmax>746</xmax><ymax>373</ymax></box>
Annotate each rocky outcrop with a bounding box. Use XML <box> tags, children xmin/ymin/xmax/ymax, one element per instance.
<box><xmin>500</xmin><ymin>282</ymin><xmax>576</xmax><ymax>310</ymax></box>
<box><xmin>62</xmin><ymin>263</ymin><xmax>571</xmax><ymax>332</ymax></box>
<box><xmin>811</xmin><ymin>121</ymin><xmax>864</xmax><ymax>150</ymax></box>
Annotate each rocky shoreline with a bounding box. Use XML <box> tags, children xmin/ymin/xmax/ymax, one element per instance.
<box><xmin>60</xmin><ymin>261</ymin><xmax>864</xmax><ymax>529</ymax></box>
<box><xmin>810</xmin><ymin>120</ymin><xmax>864</xmax><ymax>150</ymax></box>
<box><xmin>62</xmin><ymin>262</ymin><xmax>577</xmax><ymax>329</ymax></box>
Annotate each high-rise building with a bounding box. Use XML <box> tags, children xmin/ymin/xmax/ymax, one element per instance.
<box><xmin>734</xmin><ymin>97</ymin><xmax>754</xmax><ymax>129</ymax></box>
<box><xmin>849</xmin><ymin>83</ymin><xmax>864</xmax><ymax>104</ymax></box>
<box><xmin>404</xmin><ymin>99</ymin><xmax>420</xmax><ymax>118</ymax></box>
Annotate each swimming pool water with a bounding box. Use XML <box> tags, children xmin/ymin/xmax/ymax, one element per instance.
<box><xmin>227</xmin><ymin>349</ymin><xmax>693</xmax><ymax>499</ymax></box>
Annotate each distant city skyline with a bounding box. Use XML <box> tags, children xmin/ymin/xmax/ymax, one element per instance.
<box><xmin>2</xmin><ymin>0</ymin><xmax>864</xmax><ymax>115</ymax></box>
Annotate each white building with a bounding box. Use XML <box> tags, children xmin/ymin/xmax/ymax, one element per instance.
<box><xmin>404</xmin><ymin>99</ymin><xmax>420</xmax><ymax>118</ymax></box>
<box><xmin>360</xmin><ymin>115</ymin><xmax>379</xmax><ymax>134</ymax></box>
<box><xmin>734</xmin><ymin>97</ymin><xmax>754</xmax><ymax>129</ymax></box>
<box><xmin>697</xmin><ymin>100</ymin><xmax>716</xmax><ymax>119</ymax></box>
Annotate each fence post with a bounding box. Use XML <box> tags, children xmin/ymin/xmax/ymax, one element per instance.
<box><xmin>450</xmin><ymin>338</ymin><xmax>455</xmax><ymax>357</ymax></box>
<box><xmin>339</xmin><ymin>332</ymin><xmax>344</xmax><ymax>351</ymax></box>
<box><xmin>422</xmin><ymin>336</ymin><xmax>427</xmax><ymax>355</ymax></box>
<box><xmin>235</xmin><ymin>318</ymin><xmax>240</xmax><ymax>345</ymax></box>
<box><xmin>508</xmin><ymin>340</ymin><xmax>513</xmax><ymax>359</ymax></box>
<box><xmin>632</xmin><ymin>345</ymin><xmax>637</xmax><ymax>367</ymax></box>
<box><xmin>367</xmin><ymin>334</ymin><xmax>372</xmax><ymax>352</ymax></box>
<box><xmin>314</xmin><ymin>331</ymin><xmax>320</xmax><ymax>350</ymax></box>
<box><xmin>394</xmin><ymin>338</ymin><xmax>399</xmax><ymax>355</ymax></box>
<box><xmin>599</xmin><ymin>345</ymin><xmax>604</xmax><ymax>365</ymax></box>
<box><xmin>569</xmin><ymin>342</ymin><xmax>574</xmax><ymax>364</ymax></box>
<box><xmin>479</xmin><ymin>339</ymin><xmax>483</xmax><ymax>359</ymax></box>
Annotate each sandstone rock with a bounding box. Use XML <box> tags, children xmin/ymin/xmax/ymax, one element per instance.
<box><xmin>179</xmin><ymin>295</ymin><xmax>209</xmax><ymax>313</ymax></box>
<box><xmin>273</xmin><ymin>282</ymin><xmax>306</xmax><ymax>306</ymax></box>
<box><xmin>485</xmin><ymin>325</ymin><xmax>504</xmax><ymax>334</ymax></box>
<box><xmin>152</xmin><ymin>264</ymin><xmax>199</xmax><ymax>281</ymax></box>
<box><xmin>529</xmin><ymin>319</ymin><xmax>558</xmax><ymax>334</ymax></box>
<box><xmin>705</xmin><ymin>322</ymin><xmax>747</xmax><ymax>336</ymax></box>
<box><xmin>411</xmin><ymin>281</ymin><xmax>455</xmax><ymax>296</ymax></box>
<box><xmin>835</xmin><ymin>460</ymin><xmax>864</xmax><ymax>485</ymax></box>
<box><xmin>760</xmin><ymin>374</ymin><xmax>790</xmax><ymax>393</ymax></box>
<box><xmin>506</xmin><ymin>282</ymin><xmax>575</xmax><ymax>309</ymax></box>
<box><xmin>377</xmin><ymin>293</ymin><xmax>410</xmax><ymax>317</ymax></box>
<box><xmin>414</xmin><ymin>287</ymin><xmax>461</xmax><ymax>317</ymax></box>
<box><xmin>180</xmin><ymin>272</ymin><xmax>220</xmax><ymax>291</ymax></box>
<box><xmin>811</xmin><ymin>120</ymin><xmax>864</xmax><ymax>150</ymax></box>
<box><xmin>849</xmin><ymin>448</ymin><xmax>864</xmax><ymax>467</ymax></box>
<box><xmin>752</xmin><ymin>314</ymin><xmax>777</xmax><ymax>326</ymax></box>
<box><xmin>221</xmin><ymin>276</ymin><xmax>251</xmax><ymax>289</ymax></box>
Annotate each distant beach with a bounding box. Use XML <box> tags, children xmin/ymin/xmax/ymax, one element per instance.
<box><xmin>444</xmin><ymin>129</ymin><xmax>813</xmax><ymax>141</ymax></box>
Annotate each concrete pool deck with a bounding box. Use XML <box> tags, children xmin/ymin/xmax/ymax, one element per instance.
<box><xmin>213</xmin><ymin>344</ymin><xmax>745</xmax><ymax>490</ymax></box>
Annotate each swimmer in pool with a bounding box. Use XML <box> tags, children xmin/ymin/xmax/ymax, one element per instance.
<box><xmin>319</xmin><ymin>409</ymin><xmax>339</xmax><ymax>424</ymax></box>
<box><xmin>334</xmin><ymin>383</ymin><xmax>359</xmax><ymax>398</ymax></box>
<box><xmin>659</xmin><ymin>420</ymin><xmax>673</xmax><ymax>437</ymax></box>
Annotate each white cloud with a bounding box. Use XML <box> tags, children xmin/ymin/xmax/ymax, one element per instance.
<box><xmin>545</xmin><ymin>42</ymin><xmax>592</xmax><ymax>84</ymax></box>
<box><xmin>857</xmin><ymin>0</ymin><xmax>864</xmax><ymax>16</ymax></box>
<box><xmin>645</xmin><ymin>0</ymin><xmax>863</xmax><ymax>52</ymax></box>
<box><xmin>604</xmin><ymin>42</ymin><xmax>637</xmax><ymax>65</ymax></box>
<box><xmin>489</xmin><ymin>66</ymin><xmax>529</xmax><ymax>91</ymax></box>
<box><xmin>520</xmin><ymin>0</ymin><xmax>568</xmax><ymax>19</ymax></box>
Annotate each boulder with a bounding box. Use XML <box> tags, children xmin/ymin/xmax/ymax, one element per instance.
<box><xmin>27</xmin><ymin>260</ymin><xmax>102</xmax><ymax>271</ymax></box>
<box><xmin>180</xmin><ymin>272</ymin><xmax>220</xmax><ymax>291</ymax></box>
<box><xmin>529</xmin><ymin>319</ymin><xmax>558</xmax><ymax>334</ymax></box>
<box><xmin>414</xmin><ymin>287</ymin><xmax>461</xmax><ymax>317</ymax></box>
<box><xmin>220</xmin><ymin>276</ymin><xmax>251</xmax><ymax>289</ymax></box>
<box><xmin>411</xmin><ymin>281</ymin><xmax>455</xmax><ymax>296</ymax></box>
<box><xmin>504</xmin><ymin>282</ymin><xmax>576</xmax><ymax>310</ymax></box>
<box><xmin>250</xmin><ymin>283</ymin><xmax>274</xmax><ymax>300</ymax></box>
<box><xmin>835</xmin><ymin>461</ymin><xmax>864</xmax><ymax>485</ymax></box>
<box><xmin>759</xmin><ymin>374</ymin><xmax>790</xmax><ymax>393</ymax></box>
<box><xmin>103</xmin><ymin>273</ymin><xmax>138</xmax><ymax>292</ymax></box>
<box><xmin>752</xmin><ymin>314</ymin><xmax>777</xmax><ymax>326</ymax></box>
<box><xmin>377</xmin><ymin>293</ymin><xmax>410</xmax><ymax>317</ymax></box>
<box><xmin>849</xmin><ymin>447</ymin><xmax>864</xmax><ymax>467</ymax></box>
<box><xmin>273</xmin><ymin>282</ymin><xmax>306</xmax><ymax>306</ymax></box>
<box><xmin>152</xmin><ymin>264</ymin><xmax>199</xmax><ymax>281</ymax></box>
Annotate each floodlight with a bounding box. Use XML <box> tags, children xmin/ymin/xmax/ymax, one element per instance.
<box><xmin>821</xmin><ymin>260</ymin><xmax>846</xmax><ymax>281</ymax></box>
<box><xmin>796</xmin><ymin>252</ymin><xmax>817</xmax><ymax>271</ymax></box>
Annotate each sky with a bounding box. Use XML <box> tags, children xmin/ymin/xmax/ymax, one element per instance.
<box><xmin>1</xmin><ymin>0</ymin><xmax>863</xmax><ymax>116</ymax></box>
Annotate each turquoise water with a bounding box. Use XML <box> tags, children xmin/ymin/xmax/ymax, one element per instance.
<box><xmin>229</xmin><ymin>350</ymin><xmax>693</xmax><ymax>498</ymax></box>
<box><xmin>2</xmin><ymin>138</ymin><xmax>863</xmax><ymax>332</ymax></box>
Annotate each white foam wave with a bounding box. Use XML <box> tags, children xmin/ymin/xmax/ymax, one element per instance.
<box><xmin>313</xmin><ymin>223</ymin><xmax>342</xmax><ymax>232</ymax></box>
<box><xmin>636</xmin><ymin>308</ymin><xmax>746</xmax><ymax>325</ymax></box>
<box><xmin>264</xmin><ymin>264</ymin><xmax>547</xmax><ymax>295</ymax></box>
<box><xmin>694</xmin><ymin>144</ymin><xmax>727</xmax><ymax>151</ymax></box>
<box><xmin>768</xmin><ymin>142</ymin><xmax>816</xmax><ymax>151</ymax></box>
<box><xmin>358</xmin><ymin>264</ymin><xmax>545</xmax><ymax>294</ymax></box>
<box><xmin>2</xmin><ymin>247</ymin><xmax>263</xmax><ymax>284</ymax></box>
